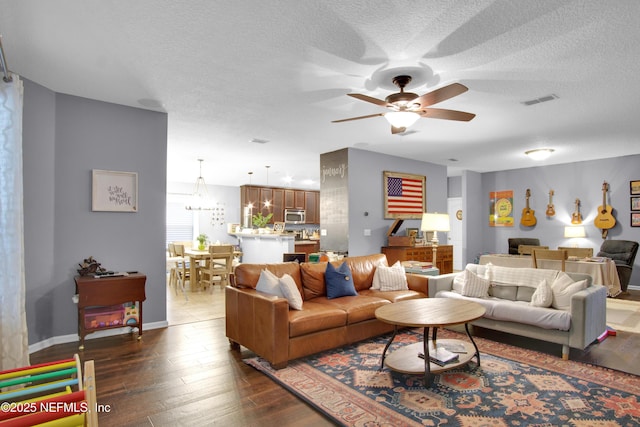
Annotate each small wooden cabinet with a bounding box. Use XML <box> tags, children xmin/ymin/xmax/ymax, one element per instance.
<box><xmin>294</xmin><ymin>241</ymin><xmax>320</xmax><ymax>261</ymax></box>
<box><xmin>381</xmin><ymin>245</ymin><xmax>453</xmax><ymax>274</ymax></box>
<box><xmin>75</xmin><ymin>273</ymin><xmax>146</xmax><ymax>350</ymax></box>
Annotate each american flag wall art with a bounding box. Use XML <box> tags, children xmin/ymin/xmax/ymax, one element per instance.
<box><xmin>383</xmin><ymin>171</ymin><xmax>426</xmax><ymax>219</ymax></box>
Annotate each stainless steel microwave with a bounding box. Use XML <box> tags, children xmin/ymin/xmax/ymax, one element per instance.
<box><xmin>284</xmin><ymin>209</ymin><xmax>306</xmax><ymax>224</ymax></box>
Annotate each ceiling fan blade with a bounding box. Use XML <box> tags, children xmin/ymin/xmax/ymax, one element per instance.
<box><xmin>391</xmin><ymin>126</ymin><xmax>406</xmax><ymax>134</ymax></box>
<box><xmin>420</xmin><ymin>108</ymin><xmax>476</xmax><ymax>121</ymax></box>
<box><xmin>331</xmin><ymin>113</ymin><xmax>384</xmax><ymax>123</ymax></box>
<box><xmin>347</xmin><ymin>93</ymin><xmax>388</xmax><ymax>107</ymax></box>
<box><xmin>415</xmin><ymin>83</ymin><xmax>468</xmax><ymax>107</ymax></box>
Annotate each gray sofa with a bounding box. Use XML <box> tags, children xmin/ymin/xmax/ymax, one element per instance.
<box><xmin>428</xmin><ymin>264</ymin><xmax>607</xmax><ymax>359</ymax></box>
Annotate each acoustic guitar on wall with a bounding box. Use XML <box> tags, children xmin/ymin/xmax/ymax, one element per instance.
<box><xmin>546</xmin><ymin>190</ymin><xmax>555</xmax><ymax>217</ymax></box>
<box><xmin>594</xmin><ymin>181</ymin><xmax>616</xmax><ymax>237</ymax></box>
<box><xmin>520</xmin><ymin>188</ymin><xmax>537</xmax><ymax>226</ymax></box>
<box><xmin>571</xmin><ymin>198</ymin><xmax>582</xmax><ymax>224</ymax></box>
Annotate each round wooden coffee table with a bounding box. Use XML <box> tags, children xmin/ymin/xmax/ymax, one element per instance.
<box><xmin>375</xmin><ymin>298</ymin><xmax>486</xmax><ymax>386</ymax></box>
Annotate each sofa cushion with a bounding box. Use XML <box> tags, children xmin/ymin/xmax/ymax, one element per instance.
<box><xmin>453</xmin><ymin>264</ymin><xmax>491</xmax><ymax>293</ymax></box>
<box><xmin>436</xmin><ymin>291</ymin><xmax>571</xmax><ymax>331</ymax></box>
<box><xmin>551</xmin><ymin>273</ymin><xmax>587</xmax><ymax>310</ymax></box>
<box><xmin>461</xmin><ymin>269</ymin><xmax>490</xmax><ymax>297</ymax></box>
<box><xmin>489</xmin><ymin>265</ymin><xmax>559</xmax><ymax>289</ymax></box>
<box><xmin>530</xmin><ymin>279</ymin><xmax>553</xmax><ymax>307</ymax></box>
<box><xmin>326</xmin><ymin>262</ymin><xmax>358</xmax><ymax>299</ymax></box>
<box><xmin>314</xmin><ymin>295</ymin><xmax>390</xmax><ymax>324</ymax></box>
<box><xmin>233</xmin><ymin>262</ymin><xmax>303</xmax><ymax>292</ymax></box>
<box><xmin>345</xmin><ymin>253</ymin><xmax>388</xmax><ymax>291</ymax></box>
<box><xmin>359</xmin><ymin>289</ymin><xmax>425</xmax><ymax>303</ymax></box>
<box><xmin>279</xmin><ymin>274</ymin><xmax>303</xmax><ymax>310</ymax></box>
<box><xmin>372</xmin><ymin>261</ymin><xmax>408</xmax><ymax>291</ymax></box>
<box><xmin>255</xmin><ymin>269</ymin><xmax>284</xmax><ymax>297</ymax></box>
<box><xmin>492</xmin><ymin>300</ymin><xmax>572</xmax><ymax>331</ymax></box>
<box><xmin>435</xmin><ymin>291</ymin><xmax>502</xmax><ymax>318</ymax></box>
<box><xmin>288</xmin><ymin>301</ymin><xmax>347</xmax><ymax>337</ymax></box>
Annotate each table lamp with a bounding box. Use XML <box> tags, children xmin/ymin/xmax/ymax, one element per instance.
<box><xmin>564</xmin><ymin>225</ymin><xmax>586</xmax><ymax>247</ymax></box>
<box><xmin>420</xmin><ymin>213</ymin><xmax>451</xmax><ymax>268</ymax></box>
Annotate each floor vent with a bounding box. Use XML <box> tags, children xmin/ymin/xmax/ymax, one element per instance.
<box><xmin>522</xmin><ymin>94</ymin><xmax>558</xmax><ymax>106</ymax></box>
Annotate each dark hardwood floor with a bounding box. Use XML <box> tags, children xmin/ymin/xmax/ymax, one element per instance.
<box><xmin>30</xmin><ymin>290</ymin><xmax>640</xmax><ymax>427</ymax></box>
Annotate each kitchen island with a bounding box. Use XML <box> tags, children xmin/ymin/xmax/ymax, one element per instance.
<box><xmin>232</xmin><ymin>233</ymin><xmax>295</xmax><ymax>264</ymax></box>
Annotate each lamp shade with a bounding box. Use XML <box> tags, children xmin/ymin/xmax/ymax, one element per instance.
<box><xmin>384</xmin><ymin>111</ymin><xmax>420</xmax><ymax>129</ymax></box>
<box><xmin>564</xmin><ymin>225</ymin><xmax>586</xmax><ymax>238</ymax></box>
<box><xmin>420</xmin><ymin>213</ymin><xmax>451</xmax><ymax>232</ymax></box>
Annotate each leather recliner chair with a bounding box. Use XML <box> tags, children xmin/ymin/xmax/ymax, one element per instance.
<box><xmin>508</xmin><ymin>238</ymin><xmax>541</xmax><ymax>255</ymax></box>
<box><xmin>597</xmin><ymin>240</ymin><xmax>639</xmax><ymax>292</ymax></box>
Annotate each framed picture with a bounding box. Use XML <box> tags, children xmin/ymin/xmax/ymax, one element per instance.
<box><xmin>631</xmin><ymin>180</ymin><xmax>640</xmax><ymax>195</ymax></box>
<box><xmin>273</xmin><ymin>221</ymin><xmax>286</xmax><ymax>233</ymax></box>
<box><xmin>383</xmin><ymin>171</ymin><xmax>426</xmax><ymax>219</ymax></box>
<box><xmin>489</xmin><ymin>190</ymin><xmax>514</xmax><ymax>227</ymax></box>
<box><xmin>92</xmin><ymin>169</ymin><xmax>138</xmax><ymax>212</ymax></box>
<box><xmin>631</xmin><ymin>197</ymin><xmax>640</xmax><ymax>211</ymax></box>
<box><xmin>406</xmin><ymin>227</ymin><xmax>419</xmax><ymax>238</ymax></box>
<box><xmin>632</xmin><ymin>212</ymin><xmax>640</xmax><ymax>227</ymax></box>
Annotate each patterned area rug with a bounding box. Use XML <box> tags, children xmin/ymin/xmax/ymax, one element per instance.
<box><xmin>245</xmin><ymin>329</ymin><xmax>640</xmax><ymax>426</ymax></box>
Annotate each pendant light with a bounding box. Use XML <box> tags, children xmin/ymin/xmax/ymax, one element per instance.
<box><xmin>263</xmin><ymin>165</ymin><xmax>271</xmax><ymax>207</ymax></box>
<box><xmin>185</xmin><ymin>159</ymin><xmax>214</xmax><ymax>210</ymax></box>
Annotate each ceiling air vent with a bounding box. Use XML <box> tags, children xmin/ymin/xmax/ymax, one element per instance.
<box><xmin>522</xmin><ymin>94</ymin><xmax>558</xmax><ymax>106</ymax></box>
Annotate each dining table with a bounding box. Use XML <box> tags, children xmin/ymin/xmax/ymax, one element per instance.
<box><xmin>184</xmin><ymin>249</ymin><xmax>211</xmax><ymax>284</ymax></box>
<box><xmin>478</xmin><ymin>254</ymin><xmax>622</xmax><ymax>297</ymax></box>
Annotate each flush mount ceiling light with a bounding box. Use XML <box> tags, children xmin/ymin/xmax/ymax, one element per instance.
<box><xmin>185</xmin><ymin>159</ymin><xmax>214</xmax><ymax>210</ymax></box>
<box><xmin>525</xmin><ymin>148</ymin><xmax>554</xmax><ymax>160</ymax></box>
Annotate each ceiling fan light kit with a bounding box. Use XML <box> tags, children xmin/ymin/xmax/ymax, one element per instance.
<box><xmin>332</xmin><ymin>75</ymin><xmax>475</xmax><ymax>134</ymax></box>
<box><xmin>384</xmin><ymin>111</ymin><xmax>420</xmax><ymax>128</ymax></box>
<box><xmin>525</xmin><ymin>148</ymin><xmax>554</xmax><ymax>161</ymax></box>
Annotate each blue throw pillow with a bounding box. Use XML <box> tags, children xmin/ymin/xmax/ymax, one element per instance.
<box><xmin>325</xmin><ymin>262</ymin><xmax>357</xmax><ymax>299</ymax></box>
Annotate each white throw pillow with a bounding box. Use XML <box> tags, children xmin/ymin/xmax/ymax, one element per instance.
<box><xmin>372</xmin><ymin>261</ymin><xmax>408</xmax><ymax>291</ymax></box>
<box><xmin>256</xmin><ymin>269</ymin><xmax>284</xmax><ymax>297</ymax></box>
<box><xmin>551</xmin><ymin>272</ymin><xmax>587</xmax><ymax>310</ymax></box>
<box><xmin>461</xmin><ymin>269</ymin><xmax>490</xmax><ymax>297</ymax></box>
<box><xmin>530</xmin><ymin>279</ymin><xmax>553</xmax><ymax>307</ymax></box>
<box><xmin>279</xmin><ymin>273</ymin><xmax>303</xmax><ymax>310</ymax></box>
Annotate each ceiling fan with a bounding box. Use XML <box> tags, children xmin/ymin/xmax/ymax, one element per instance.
<box><xmin>332</xmin><ymin>75</ymin><xmax>475</xmax><ymax>134</ymax></box>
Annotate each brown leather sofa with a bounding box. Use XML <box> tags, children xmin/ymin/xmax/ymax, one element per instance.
<box><xmin>225</xmin><ymin>253</ymin><xmax>429</xmax><ymax>368</ymax></box>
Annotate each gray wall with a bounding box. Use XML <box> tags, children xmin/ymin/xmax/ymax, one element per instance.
<box><xmin>452</xmin><ymin>155</ymin><xmax>640</xmax><ymax>286</ymax></box>
<box><xmin>23</xmin><ymin>79</ymin><xmax>168</xmax><ymax>346</ymax></box>
<box><xmin>345</xmin><ymin>148</ymin><xmax>448</xmax><ymax>256</ymax></box>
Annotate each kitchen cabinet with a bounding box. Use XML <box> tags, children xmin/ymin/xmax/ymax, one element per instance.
<box><xmin>241</xmin><ymin>185</ymin><xmax>319</xmax><ymax>225</ymax></box>
<box><xmin>381</xmin><ymin>245</ymin><xmax>453</xmax><ymax>274</ymax></box>
<box><xmin>304</xmin><ymin>191</ymin><xmax>319</xmax><ymax>224</ymax></box>
<box><xmin>272</xmin><ymin>189</ymin><xmax>284</xmax><ymax>222</ymax></box>
<box><xmin>294</xmin><ymin>190</ymin><xmax>305</xmax><ymax>209</ymax></box>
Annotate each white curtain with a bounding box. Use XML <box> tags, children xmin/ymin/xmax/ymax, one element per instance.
<box><xmin>0</xmin><ymin>73</ymin><xmax>29</xmax><ymax>371</ymax></box>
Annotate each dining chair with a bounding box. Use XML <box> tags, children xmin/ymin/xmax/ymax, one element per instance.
<box><xmin>508</xmin><ymin>238</ymin><xmax>541</xmax><ymax>255</ymax></box>
<box><xmin>173</xmin><ymin>244</ymin><xmax>200</xmax><ymax>294</ymax></box>
<box><xmin>532</xmin><ymin>249</ymin><xmax>568</xmax><ymax>271</ymax></box>
<box><xmin>167</xmin><ymin>243</ymin><xmax>179</xmax><ymax>294</ymax></box>
<box><xmin>200</xmin><ymin>245</ymin><xmax>234</xmax><ymax>290</ymax></box>
<box><xmin>518</xmin><ymin>245</ymin><xmax>549</xmax><ymax>256</ymax></box>
<box><xmin>557</xmin><ymin>246</ymin><xmax>593</xmax><ymax>258</ymax></box>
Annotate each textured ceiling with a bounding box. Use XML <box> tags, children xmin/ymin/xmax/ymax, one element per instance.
<box><xmin>2</xmin><ymin>1</ymin><xmax>640</xmax><ymax>190</ymax></box>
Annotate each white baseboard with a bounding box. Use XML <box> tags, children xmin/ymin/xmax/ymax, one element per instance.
<box><xmin>28</xmin><ymin>321</ymin><xmax>169</xmax><ymax>354</ymax></box>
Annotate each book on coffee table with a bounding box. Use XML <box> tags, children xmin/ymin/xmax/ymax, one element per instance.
<box><xmin>418</xmin><ymin>343</ymin><xmax>460</xmax><ymax>366</ymax></box>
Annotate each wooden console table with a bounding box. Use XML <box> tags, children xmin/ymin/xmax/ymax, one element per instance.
<box><xmin>74</xmin><ymin>273</ymin><xmax>146</xmax><ymax>350</ymax></box>
<box><xmin>382</xmin><ymin>245</ymin><xmax>453</xmax><ymax>274</ymax></box>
